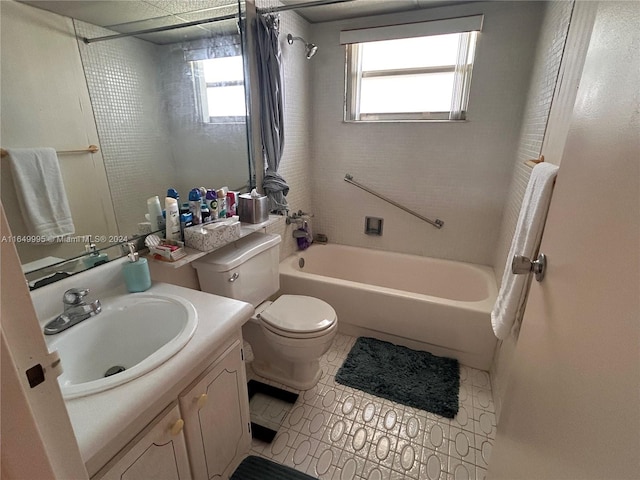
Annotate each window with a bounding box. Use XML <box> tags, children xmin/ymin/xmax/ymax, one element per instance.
<box><xmin>342</xmin><ymin>16</ymin><xmax>482</xmax><ymax>122</ymax></box>
<box><xmin>192</xmin><ymin>56</ymin><xmax>246</xmax><ymax>123</ymax></box>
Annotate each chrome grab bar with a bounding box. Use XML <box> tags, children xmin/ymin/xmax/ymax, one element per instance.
<box><xmin>344</xmin><ymin>174</ymin><xmax>444</xmax><ymax>229</ymax></box>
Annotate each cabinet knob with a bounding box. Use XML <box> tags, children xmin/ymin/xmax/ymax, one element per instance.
<box><xmin>196</xmin><ymin>393</ymin><xmax>208</xmax><ymax>408</ymax></box>
<box><xmin>170</xmin><ymin>419</ymin><xmax>184</xmax><ymax>436</ymax></box>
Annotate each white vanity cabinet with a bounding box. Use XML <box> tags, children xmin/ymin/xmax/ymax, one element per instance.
<box><xmin>179</xmin><ymin>338</ymin><xmax>251</xmax><ymax>480</ymax></box>
<box><xmin>90</xmin><ymin>333</ymin><xmax>251</xmax><ymax>480</ymax></box>
<box><xmin>92</xmin><ymin>403</ymin><xmax>191</xmax><ymax>480</ymax></box>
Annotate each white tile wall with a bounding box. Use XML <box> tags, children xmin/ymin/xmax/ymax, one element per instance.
<box><xmin>490</xmin><ymin>0</ymin><xmax>574</xmax><ymax>421</ymax></box>
<box><xmin>246</xmin><ymin>333</ymin><xmax>496</xmax><ymax>480</ymax></box>
<box><xmin>307</xmin><ymin>1</ymin><xmax>544</xmax><ymax>266</ymax></box>
<box><xmin>75</xmin><ymin>21</ymin><xmax>177</xmax><ymax>236</ymax></box>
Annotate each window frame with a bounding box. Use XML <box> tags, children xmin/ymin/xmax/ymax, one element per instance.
<box><xmin>192</xmin><ymin>57</ymin><xmax>247</xmax><ymax>125</ymax></box>
<box><xmin>343</xmin><ymin>26</ymin><xmax>480</xmax><ymax>123</ymax></box>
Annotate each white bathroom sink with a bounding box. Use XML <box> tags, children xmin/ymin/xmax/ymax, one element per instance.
<box><xmin>45</xmin><ymin>293</ymin><xmax>198</xmax><ymax>399</ymax></box>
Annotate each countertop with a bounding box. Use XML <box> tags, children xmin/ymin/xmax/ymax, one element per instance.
<box><xmin>145</xmin><ymin>215</ymin><xmax>282</xmax><ymax>269</ymax></box>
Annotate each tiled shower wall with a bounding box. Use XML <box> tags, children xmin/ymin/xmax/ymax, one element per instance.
<box><xmin>257</xmin><ymin>2</ymin><xmax>315</xmax><ymax>260</ymax></box>
<box><xmin>490</xmin><ymin>0</ymin><xmax>574</xmax><ymax>420</ymax></box>
<box><xmin>308</xmin><ymin>2</ymin><xmax>544</xmax><ymax>266</ymax></box>
<box><xmin>75</xmin><ymin>21</ymin><xmax>177</xmax><ymax>236</ymax></box>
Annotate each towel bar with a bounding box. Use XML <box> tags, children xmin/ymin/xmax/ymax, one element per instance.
<box><xmin>1</xmin><ymin>145</ymin><xmax>99</xmax><ymax>158</ymax></box>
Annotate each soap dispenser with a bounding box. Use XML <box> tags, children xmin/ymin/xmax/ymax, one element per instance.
<box><xmin>82</xmin><ymin>242</ymin><xmax>109</xmax><ymax>268</ymax></box>
<box><xmin>122</xmin><ymin>243</ymin><xmax>151</xmax><ymax>293</ymax></box>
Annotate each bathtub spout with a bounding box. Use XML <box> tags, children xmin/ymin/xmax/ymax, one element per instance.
<box><xmin>293</xmin><ymin>229</ymin><xmax>312</xmax><ymax>240</ymax></box>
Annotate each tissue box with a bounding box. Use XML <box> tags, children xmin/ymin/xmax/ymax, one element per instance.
<box><xmin>150</xmin><ymin>239</ymin><xmax>187</xmax><ymax>262</ymax></box>
<box><xmin>184</xmin><ymin>218</ymin><xmax>241</xmax><ymax>252</ymax></box>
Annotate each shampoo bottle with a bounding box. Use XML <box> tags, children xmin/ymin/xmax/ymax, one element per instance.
<box><xmin>122</xmin><ymin>243</ymin><xmax>151</xmax><ymax>293</ymax></box>
<box><xmin>165</xmin><ymin>197</ymin><xmax>181</xmax><ymax>241</ymax></box>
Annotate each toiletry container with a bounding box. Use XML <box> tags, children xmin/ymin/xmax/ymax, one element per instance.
<box><xmin>147</xmin><ymin>196</ymin><xmax>164</xmax><ymax>232</ymax></box>
<box><xmin>165</xmin><ymin>197</ymin><xmax>181</xmax><ymax>241</ymax></box>
<box><xmin>201</xmin><ymin>204</ymin><xmax>211</xmax><ymax>223</ymax></box>
<box><xmin>226</xmin><ymin>191</ymin><xmax>238</xmax><ymax>217</ymax></box>
<box><xmin>238</xmin><ymin>189</ymin><xmax>269</xmax><ymax>224</ymax></box>
<box><xmin>205</xmin><ymin>190</ymin><xmax>219</xmax><ymax>219</ymax></box>
<box><xmin>82</xmin><ymin>243</ymin><xmax>109</xmax><ymax>268</ymax></box>
<box><xmin>122</xmin><ymin>244</ymin><xmax>151</xmax><ymax>292</ymax></box>
<box><xmin>216</xmin><ymin>188</ymin><xmax>227</xmax><ymax>219</ymax></box>
<box><xmin>189</xmin><ymin>189</ymin><xmax>202</xmax><ymax>225</ymax></box>
<box><xmin>180</xmin><ymin>212</ymin><xmax>193</xmax><ymax>241</ymax></box>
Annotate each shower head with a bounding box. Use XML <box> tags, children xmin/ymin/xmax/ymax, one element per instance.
<box><xmin>287</xmin><ymin>33</ymin><xmax>318</xmax><ymax>59</ymax></box>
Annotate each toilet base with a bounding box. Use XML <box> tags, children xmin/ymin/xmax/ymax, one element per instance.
<box><xmin>242</xmin><ymin>318</ymin><xmax>332</xmax><ymax>391</ymax></box>
<box><xmin>250</xmin><ymin>359</ymin><xmax>323</xmax><ymax>391</ymax></box>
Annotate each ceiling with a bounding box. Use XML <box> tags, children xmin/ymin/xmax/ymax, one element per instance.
<box><xmin>277</xmin><ymin>0</ymin><xmax>471</xmax><ymax>23</ymax></box>
<box><xmin>19</xmin><ymin>0</ymin><xmax>241</xmax><ymax>44</ymax></box>
<box><xmin>19</xmin><ymin>0</ymin><xmax>472</xmax><ymax>44</ymax></box>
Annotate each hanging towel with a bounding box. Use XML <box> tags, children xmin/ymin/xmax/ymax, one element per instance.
<box><xmin>6</xmin><ymin>148</ymin><xmax>75</xmax><ymax>241</ymax></box>
<box><xmin>491</xmin><ymin>162</ymin><xmax>559</xmax><ymax>340</ymax></box>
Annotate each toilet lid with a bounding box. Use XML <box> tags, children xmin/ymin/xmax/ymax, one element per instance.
<box><xmin>259</xmin><ymin>295</ymin><xmax>336</xmax><ymax>334</ymax></box>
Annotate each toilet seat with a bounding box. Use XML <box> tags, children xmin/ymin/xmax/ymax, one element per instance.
<box><xmin>259</xmin><ymin>295</ymin><xmax>337</xmax><ymax>339</ymax></box>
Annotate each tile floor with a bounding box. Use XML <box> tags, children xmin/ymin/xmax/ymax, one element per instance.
<box><xmin>245</xmin><ymin>333</ymin><xmax>495</xmax><ymax>480</ymax></box>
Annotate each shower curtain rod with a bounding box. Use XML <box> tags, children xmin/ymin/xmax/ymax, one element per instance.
<box><xmin>257</xmin><ymin>0</ymin><xmax>355</xmax><ymax>15</ymax></box>
<box><xmin>82</xmin><ymin>13</ymin><xmax>238</xmax><ymax>44</ymax></box>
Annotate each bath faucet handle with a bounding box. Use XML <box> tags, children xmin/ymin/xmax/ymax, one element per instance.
<box><xmin>63</xmin><ymin>288</ymin><xmax>90</xmax><ymax>308</ymax></box>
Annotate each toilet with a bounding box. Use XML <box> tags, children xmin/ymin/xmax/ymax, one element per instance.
<box><xmin>193</xmin><ymin>233</ymin><xmax>337</xmax><ymax>390</ymax></box>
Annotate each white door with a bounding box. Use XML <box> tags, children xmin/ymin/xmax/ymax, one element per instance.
<box><xmin>0</xmin><ymin>205</ymin><xmax>88</xmax><ymax>479</ymax></box>
<box><xmin>488</xmin><ymin>2</ymin><xmax>639</xmax><ymax>479</ymax></box>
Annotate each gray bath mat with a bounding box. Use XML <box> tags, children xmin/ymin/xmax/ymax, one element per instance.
<box><xmin>335</xmin><ymin>337</ymin><xmax>460</xmax><ymax>418</ymax></box>
<box><xmin>231</xmin><ymin>455</ymin><xmax>317</xmax><ymax>480</ymax></box>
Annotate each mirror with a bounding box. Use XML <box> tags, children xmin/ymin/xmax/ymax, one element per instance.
<box><xmin>0</xmin><ymin>0</ymin><xmax>253</xmax><ymax>288</ymax></box>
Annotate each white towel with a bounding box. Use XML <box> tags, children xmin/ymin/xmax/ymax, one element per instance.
<box><xmin>6</xmin><ymin>148</ymin><xmax>75</xmax><ymax>241</ymax></box>
<box><xmin>492</xmin><ymin>162</ymin><xmax>559</xmax><ymax>340</ymax></box>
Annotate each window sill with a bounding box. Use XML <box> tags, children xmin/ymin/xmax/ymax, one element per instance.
<box><xmin>342</xmin><ymin>119</ymin><xmax>469</xmax><ymax>124</ymax></box>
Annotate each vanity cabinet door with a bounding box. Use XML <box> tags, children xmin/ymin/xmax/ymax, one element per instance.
<box><xmin>93</xmin><ymin>403</ymin><xmax>191</xmax><ymax>480</ymax></box>
<box><xmin>179</xmin><ymin>338</ymin><xmax>251</xmax><ymax>480</ymax></box>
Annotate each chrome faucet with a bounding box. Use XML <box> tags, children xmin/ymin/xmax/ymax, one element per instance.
<box><xmin>43</xmin><ymin>288</ymin><xmax>102</xmax><ymax>335</ymax></box>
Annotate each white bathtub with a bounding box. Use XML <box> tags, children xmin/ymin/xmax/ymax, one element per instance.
<box><xmin>278</xmin><ymin>244</ymin><xmax>498</xmax><ymax>370</ymax></box>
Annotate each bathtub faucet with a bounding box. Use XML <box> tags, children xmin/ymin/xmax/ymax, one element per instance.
<box><xmin>286</xmin><ymin>209</ymin><xmax>313</xmax><ymax>225</ymax></box>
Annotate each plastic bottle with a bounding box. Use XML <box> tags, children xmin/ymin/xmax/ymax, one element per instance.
<box><xmin>201</xmin><ymin>204</ymin><xmax>211</xmax><ymax>223</ymax></box>
<box><xmin>216</xmin><ymin>188</ymin><xmax>227</xmax><ymax>219</ymax></box>
<box><xmin>180</xmin><ymin>212</ymin><xmax>193</xmax><ymax>240</ymax></box>
<box><xmin>199</xmin><ymin>187</ymin><xmax>208</xmax><ymax>206</ymax></box>
<box><xmin>147</xmin><ymin>196</ymin><xmax>164</xmax><ymax>232</ymax></box>
<box><xmin>226</xmin><ymin>191</ymin><xmax>237</xmax><ymax>217</ymax></box>
<box><xmin>122</xmin><ymin>243</ymin><xmax>151</xmax><ymax>293</ymax></box>
<box><xmin>165</xmin><ymin>197</ymin><xmax>181</xmax><ymax>241</ymax></box>
<box><xmin>82</xmin><ymin>242</ymin><xmax>109</xmax><ymax>268</ymax></box>
<box><xmin>188</xmin><ymin>188</ymin><xmax>202</xmax><ymax>225</ymax></box>
<box><xmin>206</xmin><ymin>190</ymin><xmax>219</xmax><ymax>219</ymax></box>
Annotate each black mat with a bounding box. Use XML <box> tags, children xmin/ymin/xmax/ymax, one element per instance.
<box><xmin>231</xmin><ymin>455</ymin><xmax>317</xmax><ymax>480</ymax></box>
<box><xmin>335</xmin><ymin>337</ymin><xmax>460</xmax><ymax>418</ymax></box>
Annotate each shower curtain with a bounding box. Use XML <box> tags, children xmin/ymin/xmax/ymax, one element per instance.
<box><xmin>256</xmin><ymin>13</ymin><xmax>289</xmax><ymax>214</ymax></box>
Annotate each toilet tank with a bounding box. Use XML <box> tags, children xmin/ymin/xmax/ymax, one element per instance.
<box><xmin>192</xmin><ymin>233</ymin><xmax>281</xmax><ymax>307</ymax></box>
